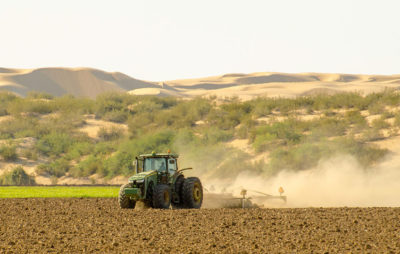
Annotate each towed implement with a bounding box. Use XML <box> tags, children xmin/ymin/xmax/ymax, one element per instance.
<box><xmin>204</xmin><ymin>187</ymin><xmax>287</xmax><ymax>208</ymax></box>
<box><xmin>119</xmin><ymin>152</ymin><xmax>203</xmax><ymax>209</ymax></box>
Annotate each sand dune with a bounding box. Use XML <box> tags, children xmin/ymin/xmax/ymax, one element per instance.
<box><xmin>0</xmin><ymin>67</ymin><xmax>158</xmax><ymax>98</ymax></box>
<box><xmin>1</xmin><ymin>67</ymin><xmax>399</xmax><ymax>99</ymax></box>
<box><xmin>166</xmin><ymin>72</ymin><xmax>400</xmax><ymax>99</ymax></box>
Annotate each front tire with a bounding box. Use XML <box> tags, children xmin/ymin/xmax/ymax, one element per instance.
<box><xmin>152</xmin><ymin>184</ymin><xmax>171</xmax><ymax>209</ymax></box>
<box><xmin>182</xmin><ymin>177</ymin><xmax>203</xmax><ymax>209</ymax></box>
<box><xmin>119</xmin><ymin>184</ymin><xmax>136</xmax><ymax>209</ymax></box>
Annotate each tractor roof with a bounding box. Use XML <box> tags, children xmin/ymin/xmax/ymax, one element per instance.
<box><xmin>138</xmin><ymin>153</ymin><xmax>179</xmax><ymax>159</ymax></box>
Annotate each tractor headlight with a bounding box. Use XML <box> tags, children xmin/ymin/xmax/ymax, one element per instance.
<box><xmin>136</xmin><ymin>179</ymin><xmax>144</xmax><ymax>183</ymax></box>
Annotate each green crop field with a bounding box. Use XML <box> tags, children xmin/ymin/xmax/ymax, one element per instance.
<box><xmin>0</xmin><ymin>186</ymin><xmax>120</xmax><ymax>198</ymax></box>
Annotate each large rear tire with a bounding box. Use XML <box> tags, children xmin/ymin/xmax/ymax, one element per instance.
<box><xmin>152</xmin><ymin>184</ymin><xmax>171</xmax><ymax>209</ymax></box>
<box><xmin>119</xmin><ymin>184</ymin><xmax>136</xmax><ymax>209</ymax></box>
<box><xmin>182</xmin><ymin>177</ymin><xmax>203</xmax><ymax>209</ymax></box>
<box><xmin>171</xmin><ymin>176</ymin><xmax>185</xmax><ymax>209</ymax></box>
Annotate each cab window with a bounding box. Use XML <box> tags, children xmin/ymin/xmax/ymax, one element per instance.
<box><xmin>144</xmin><ymin>158</ymin><xmax>167</xmax><ymax>172</ymax></box>
<box><xmin>168</xmin><ymin>159</ymin><xmax>176</xmax><ymax>174</ymax></box>
<box><xmin>136</xmin><ymin>159</ymin><xmax>143</xmax><ymax>173</ymax></box>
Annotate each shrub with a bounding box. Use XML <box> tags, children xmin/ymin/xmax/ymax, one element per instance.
<box><xmin>53</xmin><ymin>95</ymin><xmax>94</xmax><ymax>114</ymax></box>
<box><xmin>36</xmin><ymin>132</ymin><xmax>72</xmax><ymax>156</ymax></box>
<box><xmin>253</xmin><ymin>132</ymin><xmax>279</xmax><ymax>152</ymax></box>
<box><xmin>0</xmin><ymin>107</ymin><xmax>7</xmax><ymax>116</ymax></box>
<box><xmin>66</xmin><ymin>142</ymin><xmax>93</xmax><ymax>160</ymax></box>
<box><xmin>361</xmin><ymin>128</ymin><xmax>384</xmax><ymax>142</ymax></box>
<box><xmin>267</xmin><ymin>142</ymin><xmax>325</xmax><ymax>173</ymax></box>
<box><xmin>250</xmin><ymin>118</ymin><xmax>304</xmax><ymax>151</ymax></box>
<box><xmin>394</xmin><ymin>112</ymin><xmax>400</xmax><ymax>127</ymax></box>
<box><xmin>103</xmin><ymin>151</ymin><xmax>134</xmax><ymax>177</ymax></box>
<box><xmin>251</xmin><ymin>98</ymin><xmax>274</xmax><ymax>117</ymax></box>
<box><xmin>309</xmin><ymin>117</ymin><xmax>347</xmax><ymax>138</ymax></box>
<box><xmin>345</xmin><ymin>110</ymin><xmax>368</xmax><ymax>132</ymax></box>
<box><xmin>21</xmin><ymin>149</ymin><xmax>38</xmax><ymax>161</ymax></box>
<box><xmin>202</xmin><ymin>128</ymin><xmax>233</xmax><ymax>144</ymax></box>
<box><xmin>267</xmin><ymin>138</ymin><xmax>388</xmax><ymax>174</ymax></box>
<box><xmin>236</xmin><ymin>118</ymin><xmax>256</xmax><ymax>139</ymax></box>
<box><xmin>371</xmin><ymin>117</ymin><xmax>390</xmax><ymax>129</ymax></box>
<box><xmin>71</xmin><ymin>155</ymin><xmax>104</xmax><ymax>177</ymax></box>
<box><xmin>381</xmin><ymin>111</ymin><xmax>395</xmax><ymax>119</ymax></box>
<box><xmin>8</xmin><ymin>98</ymin><xmax>54</xmax><ymax>115</ymax></box>
<box><xmin>206</xmin><ymin>108</ymin><xmax>240</xmax><ymax>130</ymax></box>
<box><xmin>36</xmin><ymin>158</ymin><xmax>70</xmax><ymax>177</ymax></box>
<box><xmin>97</xmin><ymin>126</ymin><xmax>124</xmax><ymax>141</ymax></box>
<box><xmin>102</xmin><ymin>110</ymin><xmax>128</xmax><ymax>123</ymax></box>
<box><xmin>0</xmin><ymin>117</ymin><xmax>40</xmax><ymax>139</ymax></box>
<box><xmin>0</xmin><ymin>144</ymin><xmax>18</xmax><ymax>161</ymax></box>
<box><xmin>0</xmin><ymin>91</ymin><xmax>17</xmax><ymax>103</ymax></box>
<box><xmin>367</xmin><ymin>102</ymin><xmax>385</xmax><ymax>115</ymax></box>
<box><xmin>0</xmin><ymin>166</ymin><xmax>36</xmax><ymax>186</ymax></box>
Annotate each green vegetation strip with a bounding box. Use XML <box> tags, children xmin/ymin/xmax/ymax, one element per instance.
<box><xmin>0</xmin><ymin>186</ymin><xmax>120</xmax><ymax>198</ymax></box>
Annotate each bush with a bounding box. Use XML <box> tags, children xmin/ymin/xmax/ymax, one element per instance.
<box><xmin>36</xmin><ymin>158</ymin><xmax>70</xmax><ymax>177</ymax></box>
<box><xmin>361</xmin><ymin>128</ymin><xmax>384</xmax><ymax>142</ymax></box>
<box><xmin>8</xmin><ymin>98</ymin><xmax>54</xmax><ymax>115</ymax></box>
<box><xmin>344</xmin><ymin>110</ymin><xmax>368</xmax><ymax>133</ymax></box>
<box><xmin>367</xmin><ymin>102</ymin><xmax>385</xmax><ymax>115</ymax></box>
<box><xmin>236</xmin><ymin>118</ymin><xmax>256</xmax><ymax>139</ymax></box>
<box><xmin>267</xmin><ymin>138</ymin><xmax>388</xmax><ymax>174</ymax></box>
<box><xmin>0</xmin><ymin>166</ymin><xmax>36</xmax><ymax>186</ymax></box>
<box><xmin>202</xmin><ymin>128</ymin><xmax>233</xmax><ymax>144</ymax></box>
<box><xmin>66</xmin><ymin>142</ymin><xmax>93</xmax><ymax>160</ymax></box>
<box><xmin>102</xmin><ymin>110</ymin><xmax>128</xmax><ymax>123</ymax></box>
<box><xmin>309</xmin><ymin>117</ymin><xmax>347</xmax><ymax>138</ymax></box>
<box><xmin>36</xmin><ymin>132</ymin><xmax>72</xmax><ymax>156</ymax></box>
<box><xmin>103</xmin><ymin>151</ymin><xmax>134</xmax><ymax>177</ymax></box>
<box><xmin>371</xmin><ymin>117</ymin><xmax>390</xmax><ymax>129</ymax></box>
<box><xmin>394</xmin><ymin>112</ymin><xmax>400</xmax><ymax>127</ymax></box>
<box><xmin>21</xmin><ymin>149</ymin><xmax>38</xmax><ymax>161</ymax></box>
<box><xmin>0</xmin><ymin>116</ymin><xmax>40</xmax><ymax>139</ymax></box>
<box><xmin>53</xmin><ymin>95</ymin><xmax>94</xmax><ymax>114</ymax></box>
<box><xmin>0</xmin><ymin>91</ymin><xmax>17</xmax><ymax>103</ymax></box>
<box><xmin>71</xmin><ymin>155</ymin><xmax>104</xmax><ymax>177</ymax></box>
<box><xmin>0</xmin><ymin>144</ymin><xmax>18</xmax><ymax>161</ymax></box>
<box><xmin>97</xmin><ymin>126</ymin><xmax>124</xmax><ymax>141</ymax></box>
<box><xmin>251</xmin><ymin>118</ymin><xmax>304</xmax><ymax>152</ymax></box>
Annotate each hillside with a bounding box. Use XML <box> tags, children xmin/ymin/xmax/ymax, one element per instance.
<box><xmin>1</xmin><ymin>90</ymin><xmax>400</xmax><ymax>192</ymax></box>
<box><xmin>1</xmin><ymin>67</ymin><xmax>400</xmax><ymax>99</ymax></box>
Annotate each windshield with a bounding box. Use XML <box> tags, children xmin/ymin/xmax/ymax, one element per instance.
<box><xmin>143</xmin><ymin>158</ymin><xmax>167</xmax><ymax>172</ymax></box>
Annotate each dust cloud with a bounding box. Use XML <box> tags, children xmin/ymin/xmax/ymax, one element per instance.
<box><xmin>202</xmin><ymin>155</ymin><xmax>400</xmax><ymax>208</ymax></box>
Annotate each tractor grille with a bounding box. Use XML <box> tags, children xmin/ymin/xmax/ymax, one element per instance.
<box><xmin>132</xmin><ymin>181</ymin><xmax>145</xmax><ymax>194</ymax></box>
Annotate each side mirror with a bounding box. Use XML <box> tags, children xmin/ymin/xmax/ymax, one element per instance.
<box><xmin>169</xmin><ymin>159</ymin><xmax>175</xmax><ymax>164</ymax></box>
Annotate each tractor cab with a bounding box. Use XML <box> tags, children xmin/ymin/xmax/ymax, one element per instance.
<box><xmin>135</xmin><ymin>153</ymin><xmax>178</xmax><ymax>184</ymax></box>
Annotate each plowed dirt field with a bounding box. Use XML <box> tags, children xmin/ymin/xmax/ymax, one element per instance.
<box><xmin>1</xmin><ymin>198</ymin><xmax>400</xmax><ymax>253</ymax></box>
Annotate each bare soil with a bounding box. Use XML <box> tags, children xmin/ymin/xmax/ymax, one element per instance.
<box><xmin>1</xmin><ymin>198</ymin><xmax>400</xmax><ymax>253</ymax></box>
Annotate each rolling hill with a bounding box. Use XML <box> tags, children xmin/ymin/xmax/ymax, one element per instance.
<box><xmin>0</xmin><ymin>67</ymin><xmax>399</xmax><ymax>99</ymax></box>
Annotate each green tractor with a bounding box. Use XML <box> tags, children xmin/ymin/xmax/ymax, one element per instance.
<box><xmin>119</xmin><ymin>152</ymin><xmax>203</xmax><ymax>209</ymax></box>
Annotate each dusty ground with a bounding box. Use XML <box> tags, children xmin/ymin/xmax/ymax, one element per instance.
<box><xmin>1</xmin><ymin>199</ymin><xmax>400</xmax><ymax>253</ymax></box>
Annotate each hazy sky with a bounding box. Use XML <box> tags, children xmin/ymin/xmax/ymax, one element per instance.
<box><xmin>1</xmin><ymin>0</ymin><xmax>399</xmax><ymax>80</ymax></box>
